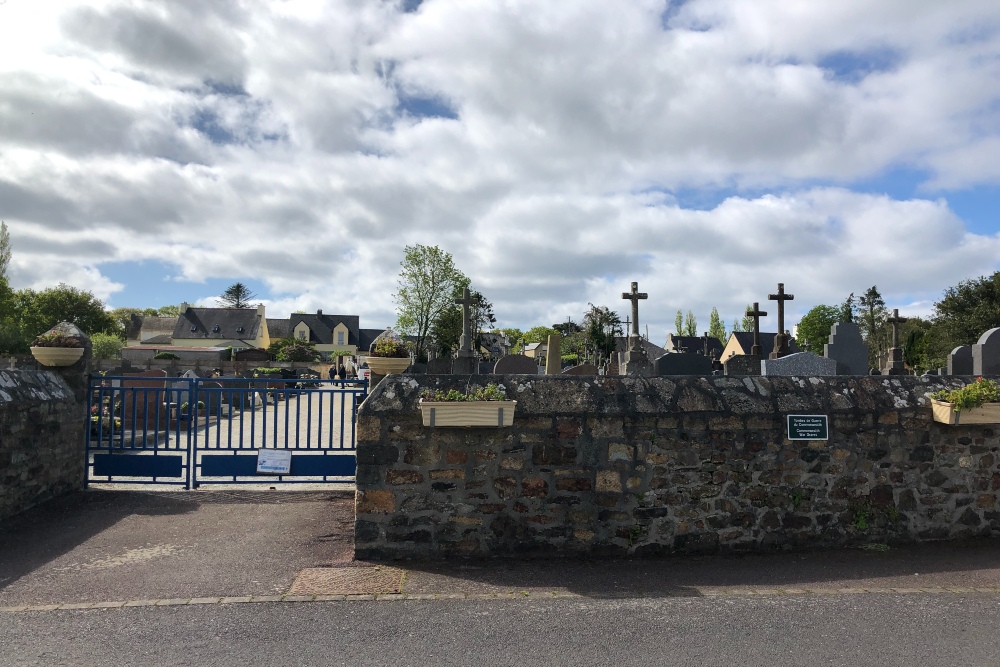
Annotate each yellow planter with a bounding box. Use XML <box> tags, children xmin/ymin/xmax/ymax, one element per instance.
<box><xmin>367</xmin><ymin>357</ymin><xmax>411</xmax><ymax>375</ymax></box>
<box><xmin>419</xmin><ymin>400</ymin><xmax>517</xmax><ymax>427</ymax></box>
<box><xmin>931</xmin><ymin>399</ymin><xmax>1000</xmax><ymax>425</ymax></box>
<box><xmin>30</xmin><ymin>346</ymin><xmax>84</xmax><ymax>367</ymax></box>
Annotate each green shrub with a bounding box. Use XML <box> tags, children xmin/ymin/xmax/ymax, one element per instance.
<box><xmin>933</xmin><ymin>378</ymin><xmax>999</xmax><ymax>411</ymax></box>
<box><xmin>421</xmin><ymin>383</ymin><xmax>508</xmax><ymax>402</ymax></box>
<box><xmin>153</xmin><ymin>351</ymin><xmax>179</xmax><ymax>360</ymax></box>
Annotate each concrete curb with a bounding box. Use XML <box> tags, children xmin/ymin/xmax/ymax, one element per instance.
<box><xmin>4</xmin><ymin>586</ymin><xmax>1000</xmax><ymax>613</ymax></box>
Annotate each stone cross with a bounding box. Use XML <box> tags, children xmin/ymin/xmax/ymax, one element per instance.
<box><xmin>621</xmin><ymin>282</ymin><xmax>647</xmax><ymax>338</ymax></box>
<box><xmin>455</xmin><ymin>287</ymin><xmax>477</xmax><ymax>353</ymax></box>
<box><xmin>887</xmin><ymin>308</ymin><xmax>908</xmax><ymax>349</ymax></box>
<box><xmin>746</xmin><ymin>302</ymin><xmax>768</xmax><ymax>357</ymax></box>
<box><xmin>768</xmin><ymin>283</ymin><xmax>794</xmax><ymax>358</ymax></box>
<box><xmin>702</xmin><ymin>332</ymin><xmax>711</xmax><ymax>356</ymax></box>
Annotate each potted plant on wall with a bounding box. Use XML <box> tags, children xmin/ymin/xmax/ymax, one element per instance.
<box><xmin>366</xmin><ymin>334</ymin><xmax>411</xmax><ymax>375</ymax></box>
<box><xmin>419</xmin><ymin>383</ymin><xmax>516</xmax><ymax>427</ymax></box>
<box><xmin>30</xmin><ymin>330</ymin><xmax>85</xmax><ymax>367</ymax></box>
<box><xmin>931</xmin><ymin>378</ymin><xmax>1000</xmax><ymax>425</ymax></box>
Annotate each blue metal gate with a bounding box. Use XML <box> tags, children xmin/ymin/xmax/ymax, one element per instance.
<box><xmin>85</xmin><ymin>375</ymin><xmax>368</xmax><ymax>488</ymax></box>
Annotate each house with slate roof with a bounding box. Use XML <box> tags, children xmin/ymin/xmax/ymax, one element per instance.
<box><xmin>283</xmin><ymin>311</ymin><xmax>369</xmax><ymax>357</ymax></box>
<box><xmin>125</xmin><ymin>315</ymin><xmax>179</xmax><ymax>346</ymax></box>
<box><xmin>720</xmin><ymin>332</ymin><xmax>800</xmax><ymax>360</ymax></box>
<box><xmin>170</xmin><ymin>304</ymin><xmax>270</xmax><ymax>351</ymax></box>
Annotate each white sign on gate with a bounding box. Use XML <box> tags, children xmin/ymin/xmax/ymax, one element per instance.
<box><xmin>256</xmin><ymin>448</ymin><xmax>292</xmax><ymax>475</ymax></box>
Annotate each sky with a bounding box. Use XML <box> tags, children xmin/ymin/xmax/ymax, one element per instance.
<box><xmin>2</xmin><ymin>0</ymin><xmax>1000</xmax><ymax>342</ymax></box>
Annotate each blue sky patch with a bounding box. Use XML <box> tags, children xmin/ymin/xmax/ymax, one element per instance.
<box><xmin>99</xmin><ymin>260</ymin><xmax>273</xmax><ymax>310</ymax></box>
<box><xmin>817</xmin><ymin>47</ymin><xmax>901</xmax><ymax>83</ymax></box>
<box><xmin>397</xmin><ymin>91</ymin><xmax>458</xmax><ymax>120</ymax></box>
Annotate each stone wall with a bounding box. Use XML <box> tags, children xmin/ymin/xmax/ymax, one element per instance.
<box><xmin>355</xmin><ymin>374</ymin><xmax>1000</xmax><ymax>559</ymax></box>
<box><xmin>0</xmin><ymin>370</ymin><xmax>85</xmax><ymax>521</ymax></box>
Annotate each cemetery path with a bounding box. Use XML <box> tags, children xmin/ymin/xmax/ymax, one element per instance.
<box><xmin>0</xmin><ymin>489</ymin><xmax>355</xmax><ymax>606</ymax></box>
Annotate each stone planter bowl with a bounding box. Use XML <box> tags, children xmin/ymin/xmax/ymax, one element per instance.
<box><xmin>30</xmin><ymin>346</ymin><xmax>84</xmax><ymax>367</ymax></box>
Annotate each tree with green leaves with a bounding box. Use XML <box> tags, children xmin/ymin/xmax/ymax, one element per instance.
<box><xmin>683</xmin><ymin>310</ymin><xmax>697</xmax><ymax>337</ymax></box>
<box><xmin>523</xmin><ymin>326</ymin><xmax>559</xmax><ymax>345</ymax></box>
<box><xmin>91</xmin><ymin>332</ymin><xmax>124</xmax><ymax>360</ymax></box>
<box><xmin>857</xmin><ymin>286</ymin><xmax>888</xmax><ymax>370</ymax></box>
<box><xmin>218</xmin><ymin>282</ymin><xmax>257</xmax><ymax>308</ymax></box>
<box><xmin>0</xmin><ymin>283</ymin><xmax>117</xmax><ymax>353</ymax></box>
<box><xmin>931</xmin><ymin>271</ymin><xmax>1000</xmax><ymax>352</ymax></box>
<box><xmin>708</xmin><ymin>307</ymin><xmax>726</xmax><ymax>343</ymax></box>
<box><xmin>674</xmin><ymin>310</ymin><xmax>683</xmax><ymax>336</ymax></box>
<box><xmin>741</xmin><ymin>305</ymin><xmax>754</xmax><ymax>332</ymax></box>
<box><xmin>839</xmin><ymin>293</ymin><xmax>856</xmax><ymax>323</ymax></box>
<box><xmin>394</xmin><ymin>245</ymin><xmax>468</xmax><ymax>362</ymax></box>
<box><xmin>796</xmin><ymin>305</ymin><xmax>840</xmax><ymax>353</ymax></box>
<box><xmin>582</xmin><ymin>304</ymin><xmax>622</xmax><ymax>365</ymax></box>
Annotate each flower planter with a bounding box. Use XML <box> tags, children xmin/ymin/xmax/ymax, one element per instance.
<box><xmin>931</xmin><ymin>399</ymin><xmax>1000</xmax><ymax>425</ymax></box>
<box><xmin>367</xmin><ymin>357</ymin><xmax>411</xmax><ymax>375</ymax></box>
<box><xmin>30</xmin><ymin>346</ymin><xmax>84</xmax><ymax>367</ymax></box>
<box><xmin>419</xmin><ymin>400</ymin><xmax>517</xmax><ymax>427</ymax></box>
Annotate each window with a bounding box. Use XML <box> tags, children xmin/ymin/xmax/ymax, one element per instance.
<box><xmin>337</xmin><ymin>331</ymin><xmax>345</xmax><ymax>345</ymax></box>
<box><xmin>298</xmin><ymin>331</ymin><xmax>306</xmax><ymax>340</ymax></box>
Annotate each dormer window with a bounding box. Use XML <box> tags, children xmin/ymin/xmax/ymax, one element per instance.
<box><xmin>236</xmin><ymin>326</ymin><xmax>244</xmax><ymax>334</ymax></box>
<box><xmin>190</xmin><ymin>326</ymin><xmax>197</xmax><ymax>332</ymax></box>
<box><xmin>212</xmin><ymin>325</ymin><xmax>221</xmax><ymax>333</ymax></box>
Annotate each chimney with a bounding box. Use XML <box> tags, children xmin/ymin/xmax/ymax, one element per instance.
<box><xmin>317</xmin><ymin>309</ymin><xmax>322</xmax><ymax>315</ymax></box>
<box><xmin>180</xmin><ymin>302</ymin><xmax>190</xmax><ymax>312</ymax></box>
<box><xmin>256</xmin><ymin>303</ymin><xmax>266</xmax><ymax>317</ymax></box>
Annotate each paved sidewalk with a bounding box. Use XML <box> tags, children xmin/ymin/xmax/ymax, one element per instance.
<box><xmin>4</xmin><ymin>490</ymin><xmax>1000</xmax><ymax>613</ymax></box>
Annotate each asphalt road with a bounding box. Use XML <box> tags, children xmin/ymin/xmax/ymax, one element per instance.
<box><xmin>2</xmin><ymin>595</ymin><xmax>999</xmax><ymax>667</ymax></box>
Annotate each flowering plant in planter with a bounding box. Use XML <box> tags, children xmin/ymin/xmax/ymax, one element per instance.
<box><xmin>369</xmin><ymin>335</ymin><xmax>409</xmax><ymax>358</ymax></box>
<box><xmin>32</xmin><ymin>331</ymin><xmax>84</xmax><ymax>348</ymax></box>
<box><xmin>418</xmin><ymin>383</ymin><xmax>515</xmax><ymax>427</ymax></box>
<box><xmin>933</xmin><ymin>378</ymin><xmax>999</xmax><ymax>411</ymax></box>
<box><xmin>931</xmin><ymin>377</ymin><xmax>1000</xmax><ymax>425</ymax></box>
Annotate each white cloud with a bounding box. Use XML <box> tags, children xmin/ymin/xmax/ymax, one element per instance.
<box><xmin>0</xmin><ymin>0</ymin><xmax>998</xmax><ymax>337</ymax></box>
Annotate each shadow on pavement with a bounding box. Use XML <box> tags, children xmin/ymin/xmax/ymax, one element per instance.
<box><xmin>394</xmin><ymin>539</ymin><xmax>1000</xmax><ymax>598</ymax></box>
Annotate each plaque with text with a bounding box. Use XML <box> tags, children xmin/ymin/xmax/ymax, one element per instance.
<box><xmin>256</xmin><ymin>448</ymin><xmax>292</xmax><ymax>475</ymax></box>
<box><xmin>787</xmin><ymin>414</ymin><xmax>829</xmax><ymax>441</ymax></box>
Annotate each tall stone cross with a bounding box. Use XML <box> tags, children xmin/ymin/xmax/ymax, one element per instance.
<box><xmin>455</xmin><ymin>287</ymin><xmax>477</xmax><ymax>353</ymax></box>
<box><xmin>768</xmin><ymin>283</ymin><xmax>794</xmax><ymax>358</ymax></box>
<box><xmin>621</xmin><ymin>282</ymin><xmax>647</xmax><ymax>339</ymax></box>
<box><xmin>746</xmin><ymin>302</ymin><xmax>768</xmax><ymax>357</ymax></box>
<box><xmin>887</xmin><ymin>308</ymin><xmax>908</xmax><ymax>349</ymax></box>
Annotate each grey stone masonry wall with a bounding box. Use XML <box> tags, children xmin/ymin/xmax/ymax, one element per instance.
<box><xmin>355</xmin><ymin>374</ymin><xmax>1000</xmax><ymax>559</ymax></box>
<box><xmin>0</xmin><ymin>370</ymin><xmax>84</xmax><ymax>522</ymax></box>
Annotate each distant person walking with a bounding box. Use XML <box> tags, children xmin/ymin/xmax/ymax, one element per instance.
<box><xmin>329</xmin><ymin>365</ymin><xmax>337</xmax><ymax>380</ymax></box>
<box><xmin>337</xmin><ymin>364</ymin><xmax>347</xmax><ymax>380</ymax></box>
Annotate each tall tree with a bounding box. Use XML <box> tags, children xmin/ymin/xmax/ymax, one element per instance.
<box><xmin>857</xmin><ymin>286</ymin><xmax>888</xmax><ymax>370</ymax></box>
<box><xmin>218</xmin><ymin>282</ymin><xmax>257</xmax><ymax>308</ymax></box>
<box><xmin>674</xmin><ymin>310</ymin><xmax>683</xmax><ymax>336</ymax></box>
<box><xmin>741</xmin><ymin>304</ymin><xmax>754</xmax><ymax>332</ymax></box>
<box><xmin>796</xmin><ymin>305</ymin><xmax>839</xmax><ymax>353</ymax></box>
<box><xmin>0</xmin><ymin>221</ymin><xmax>10</xmax><ymax>279</ymax></box>
<box><xmin>683</xmin><ymin>310</ymin><xmax>697</xmax><ymax>337</ymax></box>
<box><xmin>931</xmin><ymin>271</ymin><xmax>1000</xmax><ymax>353</ymax></box>
<box><xmin>839</xmin><ymin>293</ymin><xmax>856</xmax><ymax>323</ymax></box>
<box><xmin>394</xmin><ymin>244</ymin><xmax>468</xmax><ymax>362</ymax></box>
<box><xmin>708</xmin><ymin>307</ymin><xmax>726</xmax><ymax>343</ymax></box>
<box><xmin>583</xmin><ymin>304</ymin><xmax>622</xmax><ymax>365</ymax></box>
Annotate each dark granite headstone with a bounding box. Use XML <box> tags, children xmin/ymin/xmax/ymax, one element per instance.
<box><xmin>824</xmin><ymin>321</ymin><xmax>868</xmax><ymax>375</ymax></box>
<box><xmin>973</xmin><ymin>327</ymin><xmax>1000</xmax><ymax>375</ymax></box>
<box><xmin>723</xmin><ymin>355</ymin><xmax>761</xmax><ymax>376</ymax></box>
<box><xmin>761</xmin><ymin>352</ymin><xmax>837</xmax><ymax>376</ymax></box>
<box><xmin>655</xmin><ymin>352</ymin><xmax>714</xmax><ymax>376</ymax></box>
<box><xmin>494</xmin><ymin>355</ymin><xmax>538</xmax><ymax>374</ymax></box>
<box><xmin>426</xmin><ymin>358</ymin><xmax>454</xmax><ymax>374</ymax></box>
<box><xmin>452</xmin><ymin>355</ymin><xmax>478</xmax><ymax>375</ymax></box>
<box><xmin>562</xmin><ymin>363</ymin><xmax>599</xmax><ymax>375</ymax></box>
<box><xmin>947</xmin><ymin>345</ymin><xmax>973</xmax><ymax>375</ymax></box>
<box><xmin>121</xmin><ymin>369</ymin><xmax>169</xmax><ymax>430</ymax></box>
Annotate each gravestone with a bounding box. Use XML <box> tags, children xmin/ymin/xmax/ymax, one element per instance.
<box><xmin>655</xmin><ymin>353</ymin><xmax>713</xmax><ymax>376</ymax></box>
<box><xmin>882</xmin><ymin>309</ymin><xmax>908</xmax><ymax>375</ymax></box>
<box><xmin>947</xmin><ymin>345</ymin><xmax>973</xmax><ymax>375</ymax></box>
<box><xmin>767</xmin><ymin>284</ymin><xmax>794</xmax><ymax>359</ymax></box>
<box><xmin>723</xmin><ymin>355</ymin><xmax>760</xmax><ymax>376</ymax></box>
<box><xmin>621</xmin><ymin>282</ymin><xmax>653</xmax><ymax>376</ymax></box>
<box><xmin>427</xmin><ymin>358</ymin><xmax>454</xmax><ymax>374</ymax></box>
<box><xmin>761</xmin><ymin>352</ymin><xmax>837</xmax><ymax>377</ymax></box>
<box><xmin>121</xmin><ymin>369</ymin><xmax>169</xmax><ymax>430</ymax></box>
<box><xmin>453</xmin><ymin>288</ymin><xmax>478</xmax><ymax>375</ymax></box>
<box><xmin>562</xmin><ymin>363</ymin><xmax>599</xmax><ymax>375</ymax></box>
<box><xmin>824</xmin><ymin>321</ymin><xmax>868</xmax><ymax>375</ymax></box>
<box><xmin>973</xmin><ymin>328</ymin><xmax>1000</xmax><ymax>375</ymax></box>
<box><xmin>545</xmin><ymin>333</ymin><xmax>562</xmax><ymax>375</ymax></box>
<box><xmin>494</xmin><ymin>355</ymin><xmax>538</xmax><ymax>374</ymax></box>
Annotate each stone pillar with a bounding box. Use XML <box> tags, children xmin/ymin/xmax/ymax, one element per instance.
<box><xmin>545</xmin><ymin>334</ymin><xmax>562</xmax><ymax>375</ymax></box>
